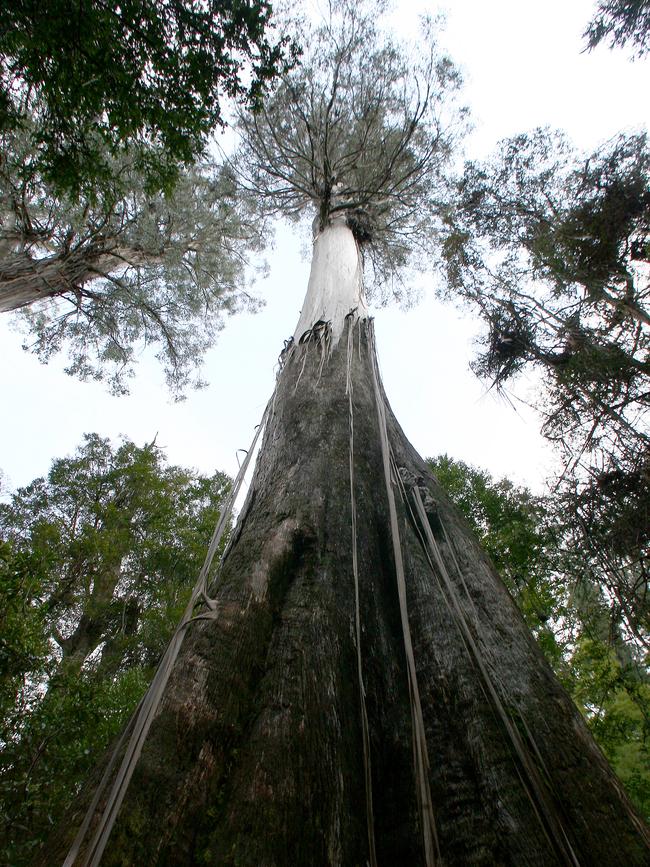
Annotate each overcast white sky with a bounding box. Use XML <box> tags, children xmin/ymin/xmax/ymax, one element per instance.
<box><xmin>1</xmin><ymin>0</ymin><xmax>648</xmax><ymax>497</ymax></box>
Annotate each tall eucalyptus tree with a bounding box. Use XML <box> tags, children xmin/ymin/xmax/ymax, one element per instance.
<box><xmin>44</xmin><ymin>3</ymin><xmax>649</xmax><ymax>864</ymax></box>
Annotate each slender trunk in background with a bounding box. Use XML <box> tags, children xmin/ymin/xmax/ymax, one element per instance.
<box><xmin>0</xmin><ymin>250</ymin><xmax>99</xmax><ymax>312</ymax></box>
<box><xmin>41</xmin><ymin>223</ymin><xmax>649</xmax><ymax>866</ymax></box>
<box><xmin>0</xmin><ymin>242</ymin><xmax>149</xmax><ymax>312</ymax></box>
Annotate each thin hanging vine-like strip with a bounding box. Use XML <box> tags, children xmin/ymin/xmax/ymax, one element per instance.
<box><xmin>409</xmin><ymin>486</ymin><xmax>581</xmax><ymax>867</ymax></box>
<box><xmin>346</xmin><ymin>315</ymin><xmax>378</xmax><ymax>867</ymax></box>
<box><xmin>368</xmin><ymin>324</ymin><xmax>439</xmax><ymax>867</ymax></box>
<box><xmin>63</xmin><ymin>400</ymin><xmax>273</xmax><ymax>867</ymax></box>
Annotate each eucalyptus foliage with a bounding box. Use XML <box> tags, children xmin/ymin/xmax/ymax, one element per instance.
<box><xmin>0</xmin><ymin>0</ymin><xmax>291</xmax><ymax>195</ymax></box>
<box><xmin>0</xmin><ymin>0</ymin><xmax>293</xmax><ymax>393</ymax></box>
<box><xmin>1</xmin><ymin>128</ymin><xmax>266</xmax><ymax>394</ymax></box>
<box><xmin>0</xmin><ymin>435</ymin><xmax>231</xmax><ymax>864</ymax></box>
<box><xmin>584</xmin><ymin>0</ymin><xmax>650</xmax><ymax>57</ymax></box>
<box><xmin>233</xmin><ymin>0</ymin><xmax>466</xmax><ymax>301</ymax></box>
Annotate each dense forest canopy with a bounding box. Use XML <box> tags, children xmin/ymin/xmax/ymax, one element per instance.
<box><xmin>0</xmin><ymin>0</ymin><xmax>293</xmax><ymax>195</ymax></box>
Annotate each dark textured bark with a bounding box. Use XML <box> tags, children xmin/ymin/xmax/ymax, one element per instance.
<box><xmin>43</xmin><ymin>319</ymin><xmax>649</xmax><ymax>866</ymax></box>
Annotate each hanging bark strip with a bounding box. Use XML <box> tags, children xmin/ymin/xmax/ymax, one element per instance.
<box><xmin>346</xmin><ymin>315</ymin><xmax>378</xmax><ymax>867</ymax></box>
<box><xmin>63</xmin><ymin>401</ymin><xmax>272</xmax><ymax>867</ymax></box>
<box><xmin>408</xmin><ymin>485</ymin><xmax>580</xmax><ymax>867</ymax></box>
<box><xmin>368</xmin><ymin>326</ymin><xmax>440</xmax><ymax>867</ymax></box>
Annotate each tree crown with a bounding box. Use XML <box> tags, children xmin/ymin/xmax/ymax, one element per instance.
<box><xmin>1</xmin><ymin>127</ymin><xmax>267</xmax><ymax>394</ymax></box>
<box><xmin>234</xmin><ymin>0</ymin><xmax>466</xmax><ymax>301</ymax></box>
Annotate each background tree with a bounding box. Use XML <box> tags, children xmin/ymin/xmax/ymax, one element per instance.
<box><xmin>427</xmin><ymin>455</ymin><xmax>562</xmax><ymax>647</ymax></box>
<box><xmin>41</xmin><ymin>4</ymin><xmax>649</xmax><ymax>865</ymax></box>
<box><xmin>0</xmin><ymin>136</ymin><xmax>266</xmax><ymax>394</ymax></box>
<box><xmin>0</xmin><ymin>0</ymin><xmax>291</xmax><ymax>196</ymax></box>
<box><xmin>0</xmin><ymin>435</ymin><xmax>231</xmax><ymax>865</ymax></box>
<box><xmin>0</xmin><ymin>0</ymin><xmax>294</xmax><ymax>393</ymax></box>
<box><xmin>441</xmin><ymin>128</ymin><xmax>649</xmax><ymax>647</ymax></box>
<box><xmin>584</xmin><ymin>0</ymin><xmax>650</xmax><ymax>57</ymax></box>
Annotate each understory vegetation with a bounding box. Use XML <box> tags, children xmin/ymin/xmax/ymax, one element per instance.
<box><xmin>0</xmin><ymin>436</ymin><xmax>231</xmax><ymax>865</ymax></box>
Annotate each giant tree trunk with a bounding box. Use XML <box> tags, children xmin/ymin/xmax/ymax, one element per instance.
<box><xmin>43</xmin><ymin>223</ymin><xmax>649</xmax><ymax>866</ymax></box>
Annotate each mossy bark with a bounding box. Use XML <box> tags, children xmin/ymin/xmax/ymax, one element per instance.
<box><xmin>43</xmin><ymin>320</ymin><xmax>648</xmax><ymax>866</ymax></box>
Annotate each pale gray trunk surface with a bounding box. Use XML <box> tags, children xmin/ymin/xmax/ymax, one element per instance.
<box><xmin>0</xmin><ymin>241</ymin><xmax>140</xmax><ymax>312</ymax></box>
<box><xmin>0</xmin><ymin>251</ymin><xmax>99</xmax><ymax>311</ymax></box>
<box><xmin>41</xmin><ymin>316</ymin><xmax>649</xmax><ymax>866</ymax></box>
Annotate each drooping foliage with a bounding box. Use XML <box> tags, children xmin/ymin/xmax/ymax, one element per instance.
<box><xmin>584</xmin><ymin>0</ymin><xmax>650</xmax><ymax>57</ymax></box>
<box><xmin>234</xmin><ymin>0</ymin><xmax>466</xmax><ymax>301</ymax></box>
<box><xmin>441</xmin><ymin>129</ymin><xmax>649</xmax><ymax>645</ymax></box>
<box><xmin>0</xmin><ymin>435</ymin><xmax>231</xmax><ymax>865</ymax></box>
<box><xmin>0</xmin><ymin>132</ymin><xmax>266</xmax><ymax>394</ymax></box>
<box><xmin>0</xmin><ymin>0</ymin><xmax>292</xmax><ymax>196</ymax></box>
<box><xmin>0</xmin><ymin>0</ymin><xmax>293</xmax><ymax>394</ymax></box>
<box><xmin>430</xmin><ymin>454</ymin><xmax>650</xmax><ymax>820</ymax></box>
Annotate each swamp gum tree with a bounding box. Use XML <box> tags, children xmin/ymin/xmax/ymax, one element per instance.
<box><xmin>45</xmin><ymin>2</ymin><xmax>650</xmax><ymax>864</ymax></box>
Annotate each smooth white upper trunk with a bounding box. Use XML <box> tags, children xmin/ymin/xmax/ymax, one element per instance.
<box><xmin>293</xmin><ymin>217</ymin><xmax>367</xmax><ymax>345</ymax></box>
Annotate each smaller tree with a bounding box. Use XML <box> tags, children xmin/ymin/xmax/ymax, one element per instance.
<box><xmin>0</xmin><ymin>435</ymin><xmax>231</xmax><ymax>865</ymax></box>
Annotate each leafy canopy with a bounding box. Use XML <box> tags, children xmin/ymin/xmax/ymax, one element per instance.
<box><xmin>0</xmin><ymin>434</ymin><xmax>231</xmax><ymax>865</ymax></box>
<box><xmin>0</xmin><ymin>0</ymin><xmax>292</xmax><ymax>195</ymax></box>
<box><xmin>0</xmin><ymin>0</ymin><xmax>291</xmax><ymax>393</ymax></box>
<box><xmin>1</xmin><ymin>131</ymin><xmax>266</xmax><ymax>394</ymax></box>
<box><xmin>584</xmin><ymin>1</ymin><xmax>650</xmax><ymax>57</ymax></box>
<box><xmin>234</xmin><ymin>0</ymin><xmax>466</xmax><ymax>301</ymax></box>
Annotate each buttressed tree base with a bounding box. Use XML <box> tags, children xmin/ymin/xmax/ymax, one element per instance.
<box><xmin>44</xmin><ymin>221</ymin><xmax>649</xmax><ymax>866</ymax></box>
